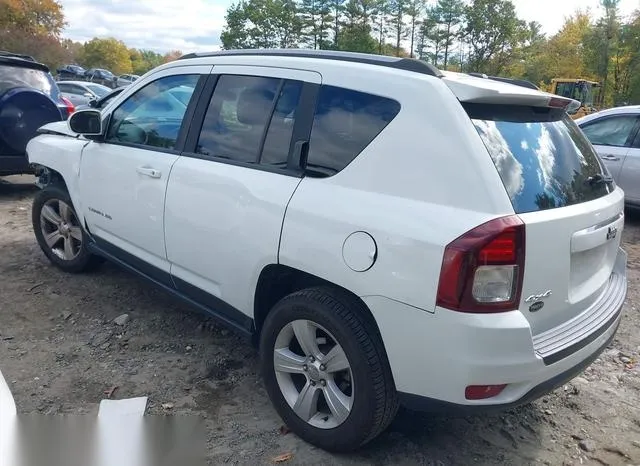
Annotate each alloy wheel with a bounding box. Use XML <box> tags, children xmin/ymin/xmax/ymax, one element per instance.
<box><xmin>39</xmin><ymin>199</ymin><xmax>83</xmax><ymax>261</ymax></box>
<box><xmin>273</xmin><ymin>319</ymin><xmax>354</xmax><ymax>429</ymax></box>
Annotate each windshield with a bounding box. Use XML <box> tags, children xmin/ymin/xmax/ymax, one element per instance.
<box><xmin>85</xmin><ymin>83</ymin><xmax>110</xmax><ymax>97</ymax></box>
<box><xmin>466</xmin><ymin>103</ymin><xmax>613</xmax><ymax>214</ymax></box>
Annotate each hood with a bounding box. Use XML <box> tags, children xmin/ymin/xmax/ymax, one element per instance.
<box><xmin>37</xmin><ymin>120</ymin><xmax>79</xmax><ymax>138</ymax></box>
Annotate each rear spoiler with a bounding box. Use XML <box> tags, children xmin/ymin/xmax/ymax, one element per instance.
<box><xmin>442</xmin><ymin>72</ymin><xmax>580</xmax><ymax>113</ymax></box>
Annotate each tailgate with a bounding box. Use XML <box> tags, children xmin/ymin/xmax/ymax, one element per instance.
<box><xmin>462</xmin><ymin>93</ymin><xmax>625</xmax><ymax>344</ymax></box>
<box><xmin>519</xmin><ymin>188</ymin><xmax>624</xmax><ymax>335</ymax></box>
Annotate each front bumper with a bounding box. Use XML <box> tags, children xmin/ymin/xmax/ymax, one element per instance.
<box><xmin>363</xmin><ymin>248</ymin><xmax>627</xmax><ymax>412</ymax></box>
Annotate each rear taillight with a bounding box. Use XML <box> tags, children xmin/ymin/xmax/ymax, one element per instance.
<box><xmin>436</xmin><ymin>215</ymin><xmax>525</xmax><ymax>313</ymax></box>
<box><xmin>61</xmin><ymin>96</ymin><xmax>75</xmax><ymax>115</ymax></box>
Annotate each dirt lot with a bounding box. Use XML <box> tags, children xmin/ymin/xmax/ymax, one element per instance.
<box><xmin>1</xmin><ymin>175</ymin><xmax>639</xmax><ymax>466</ymax></box>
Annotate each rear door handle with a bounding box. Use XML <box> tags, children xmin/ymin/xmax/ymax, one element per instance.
<box><xmin>601</xmin><ymin>154</ymin><xmax>620</xmax><ymax>161</ymax></box>
<box><xmin>136</xmin><ymin>167</ymin><xmax>161</xmax><ymax>178</ymax></box>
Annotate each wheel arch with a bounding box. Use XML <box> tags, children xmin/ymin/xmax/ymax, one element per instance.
<box><xmin>253</xmin><ymin>264</ymin><xmax>387</xmax><ymax>350</ymax></box>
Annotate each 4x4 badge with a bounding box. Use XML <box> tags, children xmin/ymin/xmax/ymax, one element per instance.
<box><xmin>525</xmin><ymin>290</ymin><xmax>552</xmax><ymax>303</ymax></box>
<box><xmin>607</xmin><ymin>226</ymin><xmax>618</xmax><ymax>241</ymax></box>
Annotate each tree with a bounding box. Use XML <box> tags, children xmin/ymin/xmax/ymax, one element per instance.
<box><xmin>81</xmin><ymin>37</ymin><xmax>133</xmax><ymax>74</ymax></box>
<box><xmin>372</xmin><ymin>0</ymin><xmax>390</xmax><ymax>54</ymax></box>
<box><xmin>0</xmin><ymin>0</ymin><xmax>66</xmax><ymax>37</ymax></box>
<box><xmin>220</xmin><ymin>0</ymin><xmax>302</xmax><ymax>49</ymax></box>
<box><xmin>163</xmin><ymin>50</ymin><xmax>184</xmax><ymax>63</ymax></box>
<box><xmin>338</xmin><ymin>0</ymin><xmax>378</xmax><ymax>52</ymax></box>
<box><xmin>300</xmin><ymin>0</ymin><xmax>333</xmax><ymax>49</ymax></box>
<box><xmin>599</xmin><ymin>0</ymin><xmax>622</xmax><ymax>103</ymax></box>
<box><xmin>463</xmin><ymin>0</ymin><xmax>525</xmax><ymax>74</ymax></box>
<box><xmin>388</xmin><ymin>0</ymin><xmax>408</xmax><ymax>56</ymax></box>
<box><xmin>405</xmin><ymin>0</ymin><xmax>425</xmax><ymax>58</ymax></box>
<box><xmin>432</xmin><ymin>0</ymin><xmax>465</xmax><ymax>68</ymax></box>
<box><xmin>540</xmin><ymin>12</ymin><xmax>593</xmax><ymax>83</ymax></box>
<box><xmin>329</xmin><ymin>0</ymin><xmax>346</xmax><ymax>47</ymax></box>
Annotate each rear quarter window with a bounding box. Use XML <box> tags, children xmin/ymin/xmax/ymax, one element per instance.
<box><xmin>306</xmin><ymin>86</ymin><xmax>400</xmax><ymax>176</ymax></box>
<box><xmin>466</xmin><ymin>103</ymin><xmax>613</xmax><ymax>213</ymax></box>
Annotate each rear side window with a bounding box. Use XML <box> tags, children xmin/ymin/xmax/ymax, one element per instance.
<box><xmin>0</xmin><ymin>65</ymin><xmax>60</xmax><ymax>101</ymax></box>
<box><xmin>467</xmin><ymin>103</ymin><xmax>613</xmax><ymax>214</ymax></box>
<box><xmin>307</xmin><ymin>86</ymin><xmax>400</xmax><ymax>176</ymax></box>
<box><xmin>196</xmin><ymin>74</ymin><xmax>303</xmax><ymax>168</ymax></box>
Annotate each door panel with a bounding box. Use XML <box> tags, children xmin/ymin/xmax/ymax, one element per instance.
<box><xmin>165</xmin><ymin>159</ymin><xmax>302</xmax><ymax>314</ymax></box>
<box><xmin>593</xmin><ymin>144</ymin><xmax>629</xmax><ymax>181</ymax></box>
<box><xmin>79</xmin><ymin>144</ymin><xmax>179</xmax><ymax>272</ymax></box>
<box><xmin>165</xmin><ymin>66</ymin><xmax>321</xmax><ymax>317</ymax></box>
<box><xmin>78</xmin><ymin>66</ymin><xmax>210</xmax><ymax>274</ymax></box>
<box><xmin>618</xmin><ymin>148</ymin><xmax>640</xmax><ymax>204</ymax></box>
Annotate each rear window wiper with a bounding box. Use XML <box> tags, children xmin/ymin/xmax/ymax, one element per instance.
<box><xmin>586</xmin><ymin>174</ymin><xmax>614</xmax><ymax>186</ymax></box>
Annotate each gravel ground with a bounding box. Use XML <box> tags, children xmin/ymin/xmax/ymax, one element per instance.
<box><xmin>1</xmin><ymin>175</ymin><xmax>639</xmax><ymax>466</ymax></box>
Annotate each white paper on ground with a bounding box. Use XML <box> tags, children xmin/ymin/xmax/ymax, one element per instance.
<box><xmin>97</xmin><ymin>397</ymin><xmax>148</xmax><ymax>418</ymax></box>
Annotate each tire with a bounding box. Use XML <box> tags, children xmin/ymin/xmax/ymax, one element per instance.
<box><xmin>0</xmin><ymin>87</ymin><xmax>62</xmax><ymax>154</ymax></box>
<box><xmin>260</xmin><ymin>286</ymin><xmax>398</xmax><ymax>452</ymax></box>
<box><xmin>32</xmin><ymin>184</ymin><xmax>103</xmax><ymax>273</ymax></box>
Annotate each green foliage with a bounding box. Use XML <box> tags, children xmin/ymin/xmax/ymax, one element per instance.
<box><xmin>220</xmin><ymin>0</ymin><xmax>302</xmax><ymax>49</ymax></box>
<box><xmin>464</xmin><ymin>0</ymin><xmax>526</xmax><ymax>74</ymax></box>
<box><xmin>81</xmin><ymin>37</ymin><xmax>133</xmax><ymax>74</ymax></box>
<box><xmin>299</xmin><ymin>0</ymin><xmax>334</xmax><ymax>49</ymax></box>
<box><xmin>431</xmin><ymin>0</ymin><xmax>464</xmax><ymax>67</ymax></box>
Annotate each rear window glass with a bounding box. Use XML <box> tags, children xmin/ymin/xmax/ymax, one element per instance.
<box><xmin>466</xmin><ymin>103</ymin><xmax>613</xmax><ymax>214</ymax></box>
<box><xmin>0</xmin><ymin>64</ymin><xmax>60</xmax><ymax>101</ymax></box>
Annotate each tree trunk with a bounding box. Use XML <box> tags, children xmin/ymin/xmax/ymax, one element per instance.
<box><xmin>444</xmin><ymin>19</ymin><xmax>451</xmax><ymax>68</ymax></box>
<box><xmin>396</xmin><ymin>17</ymin><xmax>401</xmax><ymax>56</ymax></box>
<box><xmin>410</xmin><ymin>17</ymin><xmax>416</xmax><ymax>58</ymax></box>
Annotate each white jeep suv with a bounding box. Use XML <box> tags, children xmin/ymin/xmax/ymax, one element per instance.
<box><xmin>26</xmin><ymin>50</ymin><xmax>627</xmax><ymax>452</ymax></box>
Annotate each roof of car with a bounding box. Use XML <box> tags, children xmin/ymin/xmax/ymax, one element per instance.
<box><xmin>0</xmin><ymin>51</ymin><xmax>49</xmax><ymax>72</ymax></box>
<box><xmin>178</xmin><ymin>49</ymin><xmax>443</xmax><ymax>78</ymax></box>
<box><xmin>575</xmin><ymin>105</ymin><xmax>640</xmax><ymax>125</ymax></box>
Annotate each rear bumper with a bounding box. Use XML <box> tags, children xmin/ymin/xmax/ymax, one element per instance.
<box><xmin>363</xmin><ymin>248</ymin><xmax>627</xmax><ymax>412</ymax></box>
<box><xmin>0</xmin><ymin>155</ymin><xmax>32</xmax><ymax>176</ymax></box>
<box><xmin>397</xmin><ymin>315</ymin><xmax>619</xmax><ymax>413</ymax></box>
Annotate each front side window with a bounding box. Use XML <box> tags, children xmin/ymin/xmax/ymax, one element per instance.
<box><xmin>306</xmin><ymin>86</ymin><xmax>401</xmax><ymax>176</ymax></box>
<box><xmin>580</xmin><ymin>115</ymin><xmax>638</xmax><ymax>147</ymax></box>
<box><xmin>197</xmin><ymin>74</ymin><xmax>302</xmax><ymax>166</ymax></box>
<box><xmin>106</xmin><ymin>74</ymin><xmax>199</xmax><ymax>150</ymax></box>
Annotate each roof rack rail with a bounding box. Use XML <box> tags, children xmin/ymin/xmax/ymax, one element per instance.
<box><xmin>178</xmin><ymin>49</ymin><xmax>443</xmax><ymax>78</ymax></box>
<box><xmin>467</xmin><ymin>72</ymin><xmax>539</xmax><ymax>90</ymax></box>
<box><xmin>0</xmin><ymin>50</ymin><xmax>36</xmax><ymax>62</ymax></box>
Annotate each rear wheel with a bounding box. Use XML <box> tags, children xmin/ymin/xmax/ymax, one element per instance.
<box><xmin>260</xmin><ymin>287</ymin><xmax>398</xmax><ymax>452</ymax></box>
<box><xmin>32</xmin><ymin>185</ymin><xmax>102</xmax><ymax>273</ymax></box>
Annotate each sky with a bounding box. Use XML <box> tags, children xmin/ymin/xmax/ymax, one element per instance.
<box><xmin>58</xmin><ymin>0</ymin><xmax>640</xmax><ymax>54</ymax></box>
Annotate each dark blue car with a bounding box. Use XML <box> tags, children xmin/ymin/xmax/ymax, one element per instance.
<box><xmin>0</xmin><ymin>52</ymin><xmax>73</xmax><ymax>176</ymax></box>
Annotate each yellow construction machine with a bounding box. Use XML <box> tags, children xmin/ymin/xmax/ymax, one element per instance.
<box><xmin>550</xmin><ymin>79</ymin><xmax>601</xmax><ymax>119</ymax></box>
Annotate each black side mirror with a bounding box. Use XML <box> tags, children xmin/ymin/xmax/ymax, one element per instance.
<box><xmin>68</xmin><ymin>109</ymin><xmax>103</xmax><ymax>136</ymax></box>
<box><xmin>88</xmin><ymin>98</ymin><xmax>99</xmax><ymax>108</ymax></box>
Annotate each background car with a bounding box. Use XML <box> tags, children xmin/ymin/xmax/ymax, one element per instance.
<box><xmin>85</xmin><ymin>68</ymin><xmax>117</xmax><ymax>88</ymax></box>
<box><xmin>56</xmin><ymin>64</ymin><xmax>86</xmax><ymax>81</ymax></box>
<box><xmin>75</xmin><ymin>86</ymin><xmax>126</xmax><ymax>111</ymax></box>
<box><xmin>576</xmin><ymin>106</ymin><xmax>640</xmax><ymax>207</ymax></box>
<box><xmin>58</xmin><ymin>81</ymin><xmax>112</xmax><ymax>107</ymax></box>
<box><xmin>116</xmin><ymin>74</ymin><xmax>140</xmax><ymax>87</ymax></box>
<box><xmin>0</xmin><ymin>51</ymin><xmax>72</xmax><ymax>176</ymax></box>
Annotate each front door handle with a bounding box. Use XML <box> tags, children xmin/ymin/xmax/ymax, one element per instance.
<box><xmin>601</xmin><ymin>154</ymin><xmax>620</xmax><ymax>161</ymax></box>
<box><xmin>136</xmin><ymin>167</ymin><xmax>161</xmax><ymax>178</ymax></box>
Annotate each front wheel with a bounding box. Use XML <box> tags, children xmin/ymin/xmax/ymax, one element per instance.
<box><xmin>260</xmin><ymin>287</ymin><xmax>398</xmax><ymax>452</ymax></box>
<box><xmin>32</xmin><ymin>185</ymin><xmax>102</xmax><ymax>273</ymax></box>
